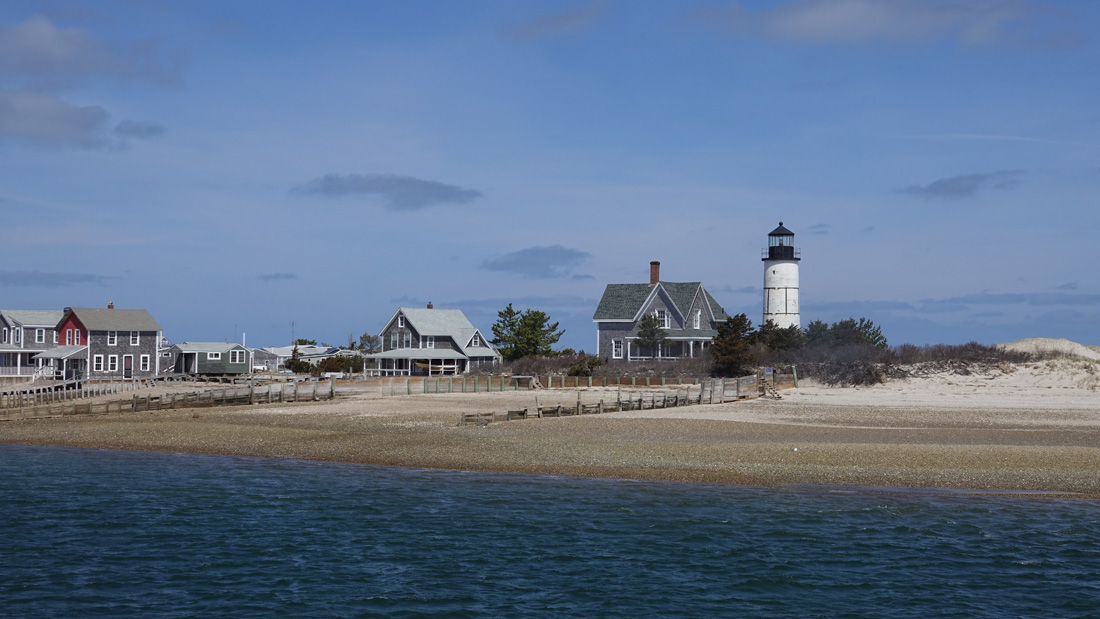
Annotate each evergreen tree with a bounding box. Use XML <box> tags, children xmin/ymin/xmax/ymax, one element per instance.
<box><xmin>635</xmin><ymin>313</ymin><xmax>670</xmax><ymax>359</ymax></box>
<box><xmin>491</xmin><ymin>304</ymin><xmax>564</xmax><ymax>362</ymax></box>
<box><xmin>710</xmin><ymin>313</ymin><xmax>756</xmax><ymax>377</ymax></box>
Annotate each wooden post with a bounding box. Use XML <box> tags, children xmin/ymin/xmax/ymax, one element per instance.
<box><xmin>330</xmin><ymin>377</ymin><xmax>336</xmax><ymax>400</ymax></box>
<box><xmin>791</xmin><ymin>365</ymin><xmax>798</xmax><ymax>388</ymax></box>
<box><xmin>576</xmin><ymin>391</ymin><xmax>581</xmax><ymax>414</ymax></box>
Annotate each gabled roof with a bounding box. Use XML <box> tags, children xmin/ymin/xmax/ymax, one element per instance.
<box><xmin>65</xmin><ymin>308</ymin><xmax>161</xmax><ymax>332</ymax></box>
<box><xmin>593</xmin><ymin>281</ymin><xmax>730</xmax><ymax>333</ymax></box>
<box><xmin>0</xmin><ymin>310</ymin><xmax>65</xmax><ymax>327</ymax></box>
<box><xmin>391</xmin><ymin>307</ymin><xmax>499</xmax><ymax>358</ymax></box>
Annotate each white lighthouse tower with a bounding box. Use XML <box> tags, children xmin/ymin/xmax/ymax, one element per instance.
<box><xmin>762</xmin><ymin>222</ymin><xmax>801</xmax><ymax>329</ymax></box>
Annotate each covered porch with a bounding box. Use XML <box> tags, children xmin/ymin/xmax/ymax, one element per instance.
<box><xmin>367</xmin><ymin>349</ymin><xmax>468</xmax><ymax>376</ymax></box>
<box><xmin>32</xmin><ymin>346</ymin><xmax>88</xmax><ymax>380</ymax></box>
<box><xmin>624</xmin><ymin>338</ymin><xmax>712</xmax><ymax>361</ymax></box>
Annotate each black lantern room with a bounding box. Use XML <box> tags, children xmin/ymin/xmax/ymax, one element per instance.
<box><xmin>763</xmin><ymin>222</ymin><xmax>799</xmax><ymax>261</ymax></box>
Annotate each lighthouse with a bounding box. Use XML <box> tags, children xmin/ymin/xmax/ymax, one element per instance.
<box><xmin>762</xmin><ymin>222</ymin><xmax>800</xmax><ymax>329</ymax></box>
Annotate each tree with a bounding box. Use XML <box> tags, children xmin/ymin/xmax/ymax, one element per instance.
<box><xmin>755</xmin><ymin>320</ymin><xmax>804</xmax><ymax>351</ymax></box>
<box><xmin>358</xmin><ymin>332</ymin><xmax>381</xmax><ymax>353</ymax></box>
<box><xmin>635</xmin><ymin>313</ymin><xmax>670</xmax><ymax>359</ymax></box>
<box><xmin>294</xmin><ymin>338</ymin><xmax>317</xmax><ymax>346</ymax></box>
<box><xmin>491</xmin><ymin>304</ymin><xmax>565</xmax><ymax>362</ymax></box>
<box><xmin>710</xmin><ymin>313</ymin><xmax>756</xmax><ymax>377</ymax></box>
<box><xmin>802</xmin><ymin>319</ymin><xmax>830</xmax><ymax>347</ymax></box>
<box><xmin>828</xmin><ymin>317</ymin><xmax>888</xmax><ymax>349</ymax></box>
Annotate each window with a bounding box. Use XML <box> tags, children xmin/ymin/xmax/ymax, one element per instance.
<box><xmin>403</xmin><ymin>332</ymin><xmax>411</xmax><ymax>348</ymax></box>
<box><xmin>422</xmin><ymin>336</ymin><xmax>435</xmax><ymax>349</ymax></box>
<box><xmin>472</xmin><ymin>333</ymin><xmax>481</xmax><ymax>347</ymax></box>
<box><xmin>230</xmin><ymin>350</ymin><xmax>246</xmax><ymax>364</ymax></box>
<box><xmin>612</xmin><ymin>339</ymin><xmax>624</xmax><ymax>359</ymax></box>
<box><xmin>693</xmin><ymin>309</ymin><xmax>701</xmax><ymax>330</ymax></box>
<box><xmin>66</xmin><ymin>329</ymin><xmax>73</xmax><ymax>345</ymax></box>
<box><xmin>398</xmin><ymin>315</ymin><xmax>405</xmax><ymax>328</ymax></box>
<box><xmin>2</xmin><ymin>327</ymin><xmax>7</xmax><ymax>343</ymax></box>
<box><xmin>390</xmin><ymin>333</ymin><xmax>398</xmax><ymax>348</ymax></box>
<box><xmin>207</xmin><ymin>352</ymin><xmax>221</xmax><ymax>360</ymax></box>
<box><xmin>14</xmin><ymin>329</ymin><xmax>20</xmax><ymax>344</ymax></box>
<box><xmin>140</xmin><ymin>355</ymin><xmax>150</xmax><ymax>372</ymax></box>
<box><xmin>36</xmin><ymin>328</ymin><xmax>45</xmax><ymax>343</ymax></box>
<box><xmin>655</xmin><ymin>309</ymin><xmax>670</xmax><ymax>329</ymax></box>
<box><xmin>661</xmin><ymin>344</ymin><xmax>673</xmax><ymax>358</ymax></box>
<box><xmin>74</xmin><ymin>330</ymin><xmax>81</xmax><ymax>345</ymax></box>
<box><xmin>53</xmin><ymin>331</ymin><xmax>58</xmax><ymax>344</ymax></box>
<box><xmin>93</xmin><ymin>355</ymin><xmax>104</xmax><ymax>372</ymax></box>
<box><xmin>108</xmin><ymin>355</ymin><xmax>118</xmax><ymax>372</ymax></box>
<box><xmin>107</xmin><ymin>331</ymin><xmax>117</xmax><ymax>346</ymax></box>
<box><xmin>130</xmin><ymin>331</ymin><xmax>139</xmax><ymax>346</ymax></box>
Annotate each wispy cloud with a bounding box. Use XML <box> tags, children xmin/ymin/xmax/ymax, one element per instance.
<box><xmin>0</xmin><ymin>14</ymin><xmax>175</xmax><ymax>90</ymax></box>
<box><xmin>0</xmin><ymin>269</ymin><xmax>116</xmax><ymax>287</ymax></box>
<box><xmin>113</xmin><ymin>120</ymin><xmax>165</xmax><ymax>140</ymax></box>
<box><xmin>898</xmin><ymin>170</ymin><xmax>1024</xmax><ymax>199</ymax></box>
<box><xmin>449</xmin><ymin>294</ymin><xmax>597</xmax><ymax>309</ymax></box>
<box><xmin>504</xmin><ymin>2</ymin><xmax>606</xmax><ymax>43</ymax></box>
<box><xmin>0</xmin><ymin>15</ymin><xmax>172</xmax><ymax>149</ymax></box>
<box><xmin>808</xmin><ymin>223</ymin><xmax>831</xmax><ymax>235</ymax></box>
<box><xmin>257</xmin><ymin>273</ymin><xmax>297</xmax><ymax>282</ymax></box>
<box><xmin>0</xmin><ymin>91</ymin><xmax>112</xmax><ymax>148</ymax></box>
<box><xmin>481</xmin><ymin>245</ymin><xmax>592</xmax><ymax>279</ymax></box>
<box><xmin>692</xmin><ymin>0</ymin><xmax>1076</xmax><ymax>49</ymax></box>
<box><xmin>290</xmin><ymin>173</ymin><xmax>482</xmax><ymax>210</ymax></box>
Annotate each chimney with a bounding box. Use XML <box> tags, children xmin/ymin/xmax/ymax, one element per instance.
<box><xmin>426</xmin><ymin>301</ymin><xmax>433</xmax><ymax>309</ymax></box>
<box><xmin>108</xmin><ymin>301</ymin><xmax>114</xmax><ymax>309</ymax></box>
<box><xmin>649</xmin><ymin>261</ymin><xmax>661</xmax><ymax>286</ymax></box>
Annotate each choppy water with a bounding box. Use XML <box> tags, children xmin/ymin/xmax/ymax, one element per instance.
<box><xmin>1</xmin><ymin>444</ymin><xmax>1098</xmax><ymax>618</ymax></box>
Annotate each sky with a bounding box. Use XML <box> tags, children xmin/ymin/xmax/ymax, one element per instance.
<box><xmin>2</xmin><ymin>0</ymin><xmax>1099</xmax><ymax>351</ymax></box>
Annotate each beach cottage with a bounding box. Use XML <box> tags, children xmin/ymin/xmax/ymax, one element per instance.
<box><xmin>368</xmin><ymin>304</ymin><xmax>501</xmax><ymax>375</ymax></box>
<box><xmin>593</xmin><ymin>261</ymin><xmax>730</xmax><ymax>362</ymax></box>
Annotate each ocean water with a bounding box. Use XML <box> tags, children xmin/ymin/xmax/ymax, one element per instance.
<box><xmin>1</xmin><ymin>445</ymin><xmax>1098</xmax><ymax>618</ymax></box>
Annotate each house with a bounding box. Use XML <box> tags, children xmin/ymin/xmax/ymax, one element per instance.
<box><xmin>170</xmin><ymin>342</ymin><xmax>252</xmax><ymax>376</ymax></box>
<box><xmin>34</xmin><ymin>304</ymin><xmax>163</xmax><ymax>379</ymax></box>
<box><xmin>0</xmin><ymin>309</ymin><xmax>64</xmax><ymax>381</ymax></box>
<box><xmin>592</xmin><ymin>261</ymin><xmax>730</xmax><ymax>361</ymax></box>
<box><xmin>368</xmin><ymin>304</ymin><xmax>501</xmax><ymax>375</ymax></box>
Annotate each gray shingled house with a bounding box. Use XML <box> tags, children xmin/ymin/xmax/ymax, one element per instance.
<box><xmin>593</xmin><ymin>261</ymin><xmax>730</xmax><ymax>362</ymax></box>
<box><xmin>0</xmin><ymin>309</ymin><xmax>64</xmax><ymax>380</ymax></box>
<box><xmin>368</xmin><ymin>304</ymin><xmax>501</xmax><ymax>375</ymax></box>
<box><xmin>35</xmin><ymin>305</ymin><xmax>163</xmax><ymax>379</ymax></box>
<box><xmin>170</xmin><ymin>342</ymin><xmax>252</xmax><ymax>376</ymax></box>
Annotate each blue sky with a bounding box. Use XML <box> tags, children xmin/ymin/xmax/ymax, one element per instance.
<box><xmin>2</xmin><ymin>0</ymin><xmax>1099</xmax><ymax>351</ymax></box>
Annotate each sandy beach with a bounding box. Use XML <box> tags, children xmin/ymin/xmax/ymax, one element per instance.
<box><xmin>2</xmin><ymin>358</ymin><xmax>1098</xmax><ymax>498</ymax></box>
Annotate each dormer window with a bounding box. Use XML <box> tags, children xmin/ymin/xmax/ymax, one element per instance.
<box><xmin>422</xmin><ymin>336</ymin><xmax>435</xmax><ymax>349</ymax></box>
<box><xmin>472</xmin><ymin>333</ymin><xmax>481</xmax><ymax>347</ymax></box>
<box><xmin>398</xmin><ymin>315</ymin><xmax>405</xmax><ymax>328</ymax></box>
<box><xmin>693</xmin><ymin>309</ymin><xmax>701</xmax><ymax>330</ymax></box>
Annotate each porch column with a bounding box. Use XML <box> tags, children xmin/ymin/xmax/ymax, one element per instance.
<box><xmin>690</xmin><ymin>340</ymin><xmax>695</xmax><ymax>358</ymax></box>
<box><xmin>625</xmin><ymin>339</ymin><xmax>631</xmax><ymax>361</ymax></box>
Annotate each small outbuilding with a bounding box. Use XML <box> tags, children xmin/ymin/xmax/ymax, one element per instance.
<box><xmin>170</xmin><ymin>342</ymin><xmax>252</xmax><ymax>376</ymax></box>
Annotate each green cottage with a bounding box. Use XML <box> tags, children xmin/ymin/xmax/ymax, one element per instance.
<box><xmin>170</xmin><ymin>342</ymin><xmax>252</xmax><ymax>376</ymax></box>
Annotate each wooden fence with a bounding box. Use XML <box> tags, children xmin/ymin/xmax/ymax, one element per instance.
<box><xmin>0</xmin><ymin>380</ymin><xmax>335</xmax><ymax>422</ymax></box>
<box><xmin>353</xmin><ymin>368</ymin><xmax>795</xmax><ymax>397</ymax></box>
<box><xmin>0</xmin><ymin>377</ymin><xmax>167</xmax><ymax>410</ymax></box>
<box><xmin>458</xmin><ymin>374</ymin><xmax>784</xmax><ymax>425</ymax></box>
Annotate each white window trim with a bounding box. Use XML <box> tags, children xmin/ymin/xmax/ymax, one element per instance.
<box><xmin>2</xmin><ymin>327</ymin><xmax>7</xmax><ymax>343</ymax></box>
<box><xmin>403</xmin><ymin>332</ymin><xmax>411</xmax><ymax>348</ymax></box>
<box><xmin>230</xmin><ymin>350</ymin><xmax>245</xmax><ymax>364</ymax></box>
<box><xmin>93</xmin><ymin>355</ymin><xmax>104</xmax><ymax>372</ymax></box>
<box><xmin>693</xmin><ymin>309</ymin><xmax>701</xmax><ymax>330</ymax></box>
<box><xmin>66</xmin><ymin>329</ymin><xmax>73</xmax><ymax>345</ymax></box>
<box><xmin>612</xmin><ymin>339</ymin><xmax>623</xmax><ymax>359</ymax></box>
<box><xmin>108</xmin><ymin>355</ymin><xmax>118</xmax><ymax>372</ymax></box>
<box><xmin>655</xmin><ymin>309</ymin><xmax>670</xmax><ymax>329</ymax></box>
<box><xmin>35</xmin><ymin>328</ymin><xmax>45</xmax><ymax>343</ymax></box>
<box><xmin>140</xmin><ymin>355</ymin><xmax>150</xmax><ymax>372</ymax></box>
<box><xmin>398</xmin><ymin>315</ymin><xmax>405</xmax><ymax>328</ymax></box>
<box><xmin>53</xmin><ymin>331</ymin><xmax>58</xmax><ymax>344</ymax></box>
<box><xmin>75</xmin><ymin>329</ymin><xmax>81</xmax><ymax>345</ymax></box>
<box><xmin>107</xmin><ymin>331</ymin><xmax>117</xmax><ymax>346</ymax></box>
<box><xmin>130</xmin><ymin>331</ymin><xmax>140</xmax><ymax>346</ymax></box>
<box><xmin>422</xmin><ymin>335</ymin><xmax>435</xmax><ymax>349</ymax></box>
<box><xmin>207</xmin><ymin>352</ymin><xmax>221</xmax><ymax>360</ymax></box>
<box><xmin>472</xmin><ymin>333</ymin><xmax>481</xmax><ymax>347</ymax></box>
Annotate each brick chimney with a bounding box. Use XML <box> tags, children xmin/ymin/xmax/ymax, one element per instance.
<box><xmin>108</xmin><ymin>301</ymin><xmax>114</xmax><ymax>309</ymax></box>
<box><xmin>426</xmin><ymin>301</ymin><xmax>433</xmax><ymax>309</ymax></box>
<box><xmin>649</xmin><ymin>261</ymin><xmax>660</xmax><ymax>286</ymax></box>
